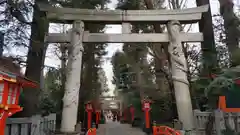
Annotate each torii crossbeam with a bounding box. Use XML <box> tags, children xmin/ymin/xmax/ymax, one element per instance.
<box><xmin>38</xmin><ymin>4</ymin><xmax>208</xmax><ymax>24</ymax></box>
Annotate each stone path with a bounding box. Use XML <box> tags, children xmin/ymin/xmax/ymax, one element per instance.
<box><xmin>97</xmin><ymin>119</ymin><xmax>146</xmax><ymax>135</ymax></box>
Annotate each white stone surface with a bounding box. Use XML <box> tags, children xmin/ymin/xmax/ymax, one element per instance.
<box><xmin>61</xmin><ymin>21</ymin><xmax>84</xmax><ymax>132</ymax></box>
<box><xmin>167</xmin><ymin>20</ymin><xmax>194</xmax><ymax>131</ymax></box>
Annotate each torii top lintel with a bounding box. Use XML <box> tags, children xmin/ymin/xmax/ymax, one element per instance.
<box><xmin>38</xmin><ymin>4</ymin><xmax>209</xmax><ymax>24</ymax></box>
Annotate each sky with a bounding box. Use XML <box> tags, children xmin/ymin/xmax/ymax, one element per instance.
<box><xmin>42</xmin><ymin>0</ymin><xmax>238</xmax><ymax>96</ymax></box>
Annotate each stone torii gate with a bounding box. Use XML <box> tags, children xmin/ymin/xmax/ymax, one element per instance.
<box><xmin>39</xmin><ymin>4</ymin><xmax>208</xmax><ymax>133</ymax></box>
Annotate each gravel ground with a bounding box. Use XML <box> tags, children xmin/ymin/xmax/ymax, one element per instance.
<box><xmin>97</xmin><ymin>119</ymin><xmax>146</xmax><ymax>135</ymax></box>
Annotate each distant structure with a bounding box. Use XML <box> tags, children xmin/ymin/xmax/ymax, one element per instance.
<box><xmin>0</xmin><ymin>32</ymin><xmax>4</xmax><ymax>56</ymax></box>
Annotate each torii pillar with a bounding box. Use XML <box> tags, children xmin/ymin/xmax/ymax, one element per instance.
<box><xmin>61</xmin><ymin>21</ymin><xmax>84</xmax><ymax>132</ymax></box>
<box><xmin>167</xmin><ymin>20</ymin><xmax>194</xmax><ymax>132</ymax></box>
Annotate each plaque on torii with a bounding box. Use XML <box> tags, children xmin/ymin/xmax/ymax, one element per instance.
<box><xmin>38</xmin><ymin>3</ymin><xmax>209</xmax><ymax>132</ymax></box>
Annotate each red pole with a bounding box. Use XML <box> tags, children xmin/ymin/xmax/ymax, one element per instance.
<box><xmin>145</xmin><ymin>110</ymin><xmax>150</xmax><ymax>128</ymax></box>
<box><xmin>96</xmin><ymin>111</ymin><xmax>100</xmax><ymax>124</ymax></box>
<box><xmin>142</xmin><ymin>101</ymin><xmax>151</xmax><ymax>129</ymax></box>
<box><xmin>0</xmin><ymin>111</ymin><xmax>7</xmax><ymax>135</ymax></box>
<box><xmin>87</xmin><ymin>111</ymin><xmax>92</xmax><ymax>129</ymax></box>
<box><xmin>0</xmin><ymin>82</ymin><xmax>9</xmax><ymax>135</ymax></box>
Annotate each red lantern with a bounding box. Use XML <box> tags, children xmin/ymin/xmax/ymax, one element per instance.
<box><xmin>0</xmin><ymin>70</ymin><xmax>37</xmax><ymax>135</ymax></box>
<box><xmin>142</xmin><ymin>99</ymin><xmax>151</xmax><ymax>111</ymax></box>
<box><xmin>144</xmin><ymin>102</ymin><xmax>150</xmax><ymax>111</ymax></box>
<box><xmin>85</xmin><ymin>102</ymin><xmax>93</xmax><ymax>130</ymax></box>
<box><xmin>86</xmin><ymin>103</ymin><xmax>93</xmax><ymax>112</ymax></box>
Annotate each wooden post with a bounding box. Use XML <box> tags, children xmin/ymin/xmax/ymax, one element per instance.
<box><xmin>167</xmin><ymin>20</ymin><xmax>194</xmax><ymax>131</ymax></box>
<box><xmin>61</xmin><ymin>20</ymin><xmax>84</xmax><ymax>132</ymax></box>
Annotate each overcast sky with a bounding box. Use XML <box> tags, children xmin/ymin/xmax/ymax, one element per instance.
<box><xmin>43</xmin><ymin>0</ymin><xmax>238</xmax><ymax>96</ymax></box>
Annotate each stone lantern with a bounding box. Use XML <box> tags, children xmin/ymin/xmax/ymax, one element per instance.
<box><xmin>0</xmin><ymin>70</ymin><xmax>37</xmax><ymax>135</ymax></box>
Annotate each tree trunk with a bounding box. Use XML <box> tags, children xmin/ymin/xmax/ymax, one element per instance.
<box><xmin>218</xmin><ymin>0</ymin><xmax>240</xmax><ymax>61</ymax></box>
<box><xmin>154</xmin><ymin>58</ymin><xmax>168</xmax><ymax>97</ymax></box>
<box><xmin>196</xmin><ymin>0</ymin><xmax>218</xmax><ymax>75</ymax></box>
<box><xmin>0</xmin><ymin>32</ymin><xmax>4</xmax><ymax>57</ymax></box>
<box><xmin>60</xmin><ymin>43</ymin><xmax>67</xmax><ymax>93</ymax></box>
<box><xmin>20</xmin><ymin>0</ymin><xmax>49</xmax><ymax>117</ymax></box>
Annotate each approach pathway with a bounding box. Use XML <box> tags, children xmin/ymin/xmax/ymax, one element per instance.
<box><xmin>97</xmin><ymin>119</ymin><xmax>146</xmax><ymax>135</ymax></box>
